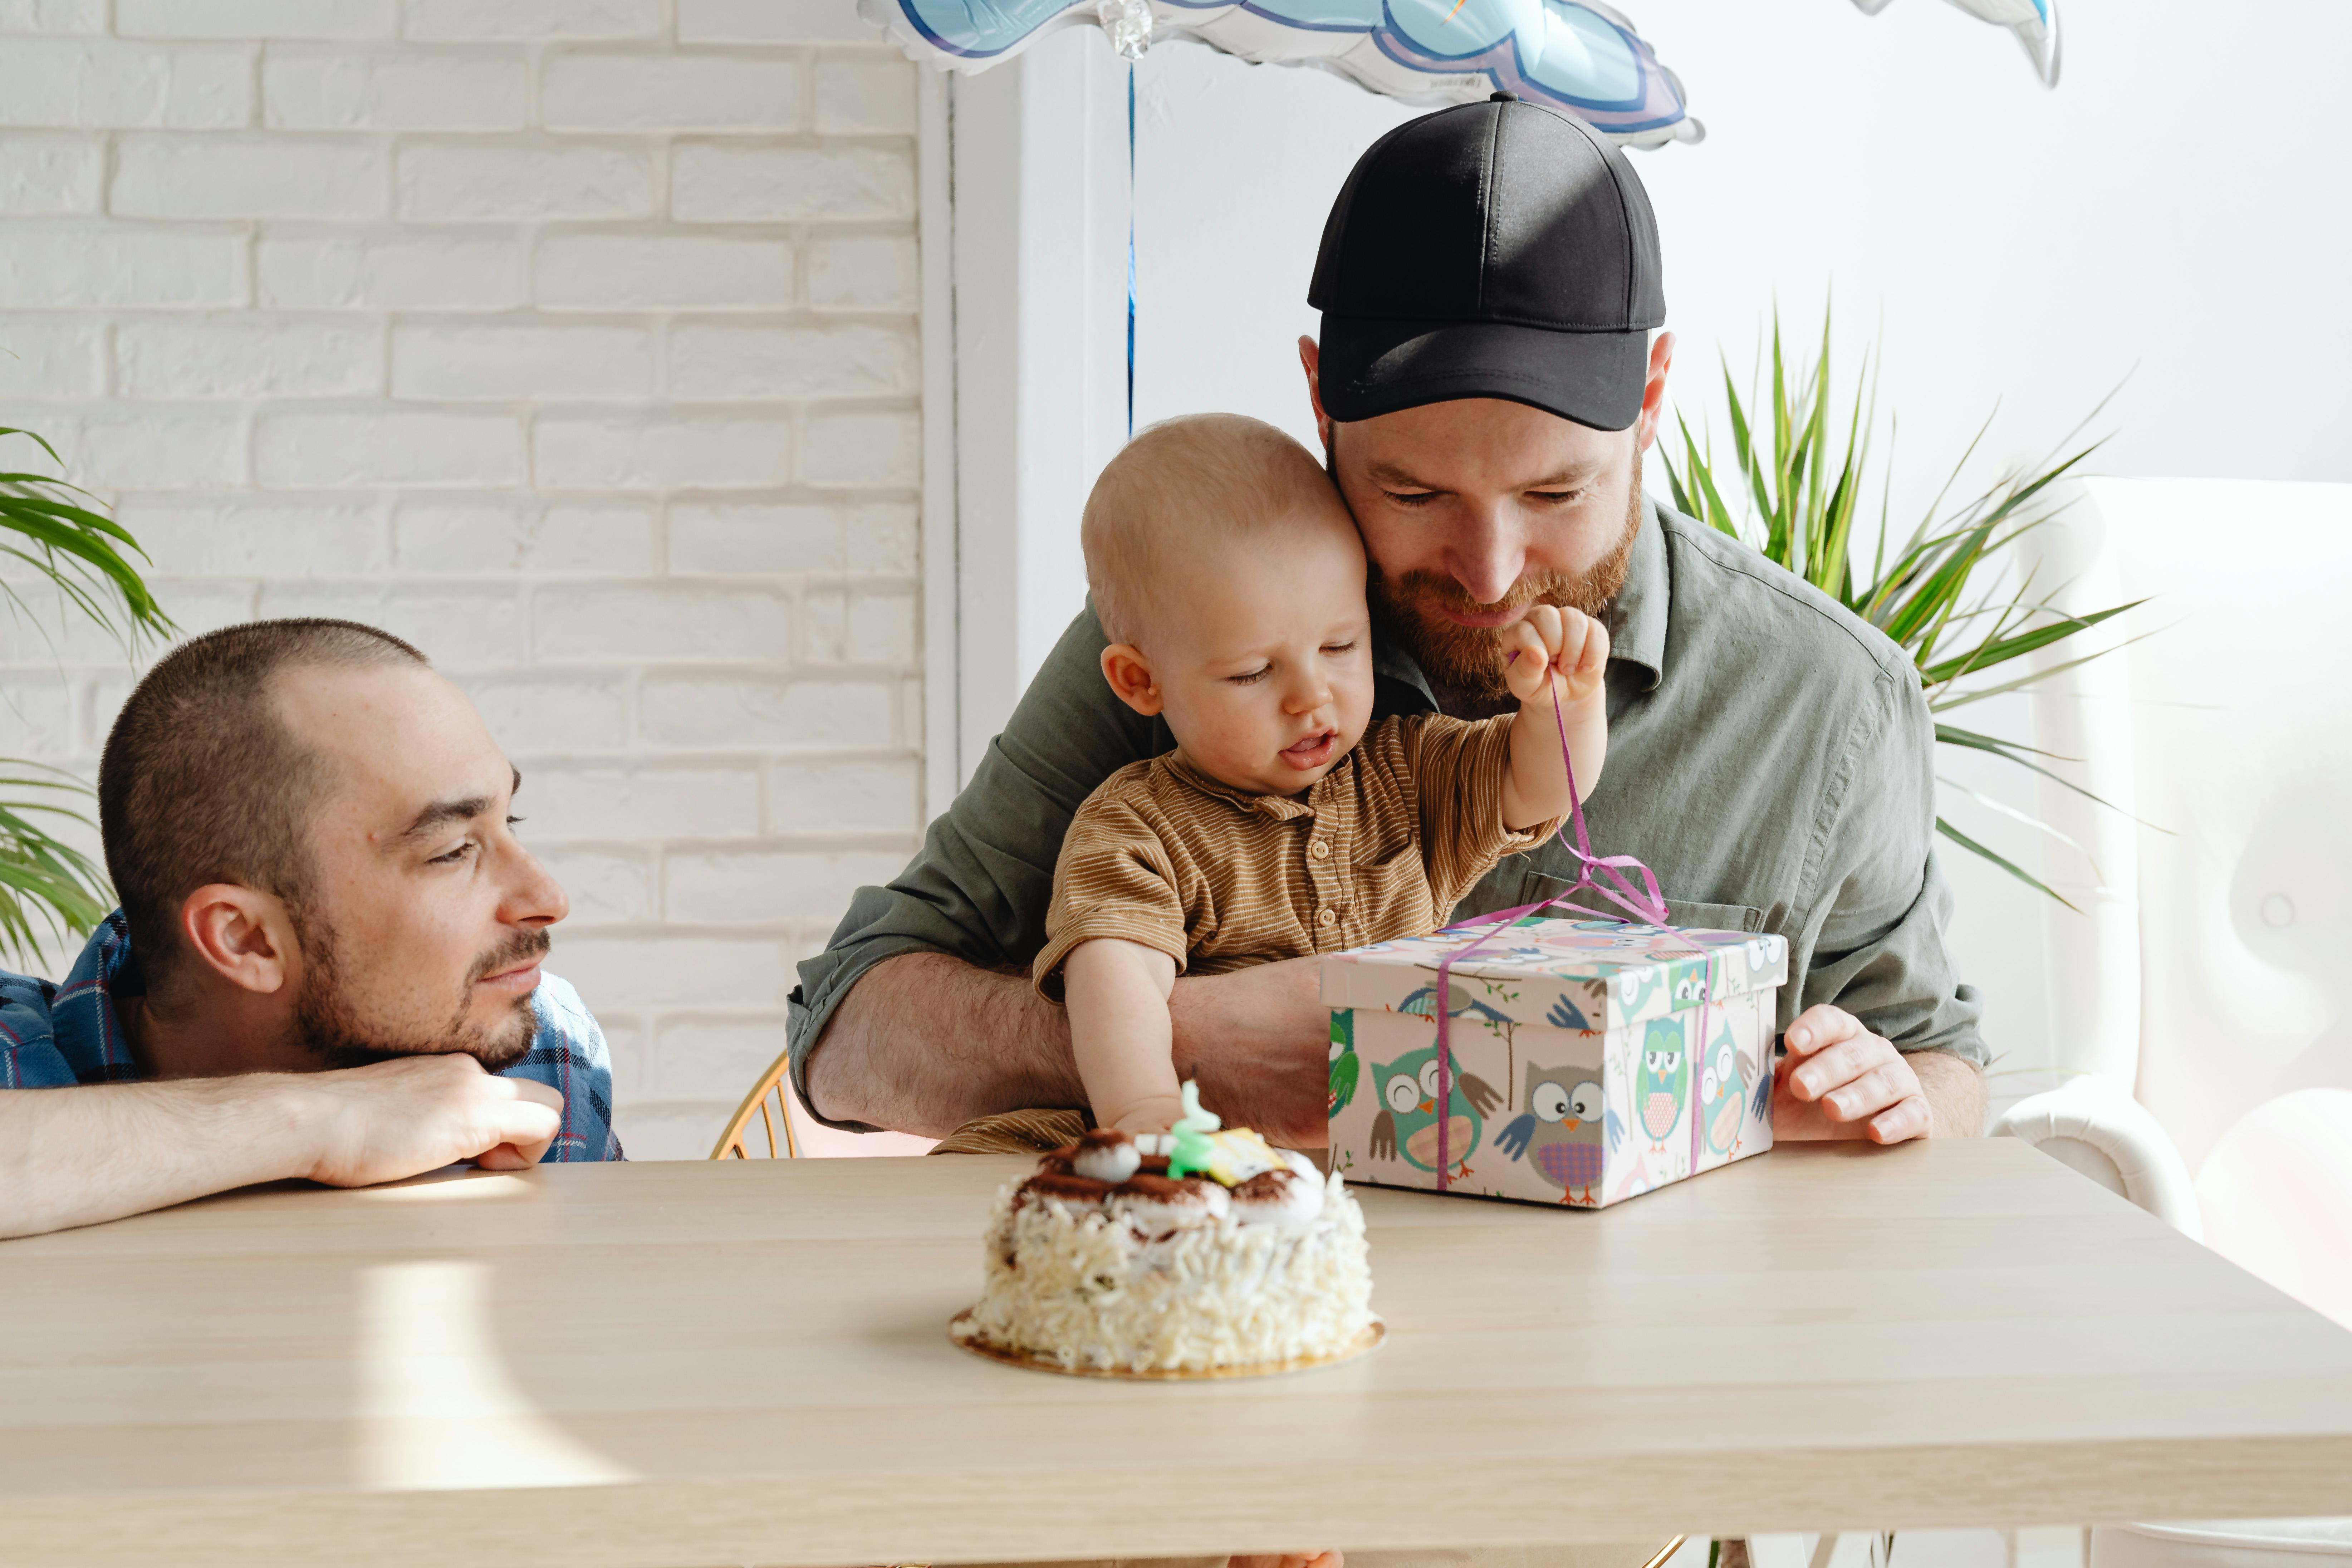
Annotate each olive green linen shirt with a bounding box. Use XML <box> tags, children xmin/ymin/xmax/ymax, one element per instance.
<box><xmin>787</xmin><ymin>497</ymin><xmax>1986</xmax><ymax>1132</ymax></box>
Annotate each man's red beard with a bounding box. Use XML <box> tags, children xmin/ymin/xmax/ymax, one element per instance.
<box><xmin>1368</xmin><ymin>451</ymin><xmax>1646</xmax><ymax>707</ymax></box>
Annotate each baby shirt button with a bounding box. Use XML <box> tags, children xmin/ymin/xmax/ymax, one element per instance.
<box><xmin>1310</xmin><ymin>839</ymin><xmax>1330</xmax><ymax>859</ymax></box>
<box><xmin>1316</xmin><ymin>907</ymin><xmax>1337</xmax><ymax>928</ymax></box>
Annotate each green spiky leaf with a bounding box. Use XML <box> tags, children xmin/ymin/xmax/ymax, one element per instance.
<box><xmin>1663</xmin><ymin>309</ymin><xmax>2151</xmax><ymax>908</ymax></box>
<box><xmin>0</xmin><ymin>424</ymin><xmax>170</xmax><ymax>967</ymax></box>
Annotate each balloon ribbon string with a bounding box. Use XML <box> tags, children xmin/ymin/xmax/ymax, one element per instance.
<box><xmin>1431</xmin><ymin>668</ymin><xmax>1676</xmax><ymax>1190</ymax></box>
<box><xmin>1124</xmin><ymin>63</ymin><xmax>1136</xmax><ymax>441</ymax></box>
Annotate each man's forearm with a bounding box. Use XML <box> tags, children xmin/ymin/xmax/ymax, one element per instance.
<box><xmin>0</xmin><ymin>1077</ymin><xmax>320</xmax><ymax>1241</ymax></box>
<box><xmin>803</xmin><ymin>952</ymin><xmax>1087</xmax><ymax>1137</ymax></box>
<box><xmin>1910</xmin><ymin>1047</ymin><xmax>1986</xmax><ymax>1138</ymax></box>
<box><xmin>1170</xmin><ymin>955</ymin><xmax>1330</xmax><ymax>1147</ymax></box>
<box><xmin>807</xmin><ymin>950</ymin><xmax>1336</xmax><ymax>1146</ymax></box>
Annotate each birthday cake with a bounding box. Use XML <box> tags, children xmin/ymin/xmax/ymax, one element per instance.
<box><xmin>950</xmin><ymin>1101</ymin><xmax>1378</xmax><ymax>1377</ymax></box>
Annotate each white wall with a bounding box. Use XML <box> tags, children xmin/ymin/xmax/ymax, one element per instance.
<box><xmin>1131</xmin><ymin>0</ymin><xmax>2352</xmax><ymax>485</ymax></box>
<box><xmin>1094</xmin><ymin>0</ymin><xmax>2352</xmax><ymax>1110</ymax></box>
<box><xmin>0</xmin><ymin>0</ymin><xmax>941</xmax><ymax>1158</ymax></box>
<box><xmin>947</xmin><ymin>28</ymin><xmax>1131</xmax><ymax>768</ymax></box>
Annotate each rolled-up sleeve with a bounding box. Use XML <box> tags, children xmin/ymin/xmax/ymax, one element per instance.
<box><xmin>1798</xmin><ymin>665</ymin><xmax>1989</xmax><ymax>1066</ymax></box>
<box><xmin>786</xmin><ymin>605</ymin><xmax>1164</xmax><ymax>1129</ymax></box>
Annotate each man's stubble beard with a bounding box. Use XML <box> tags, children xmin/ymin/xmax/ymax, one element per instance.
<box><xmin>1366</xmin><ymin>446</ymin><xmax>1646</xmax><ymax>716</ymax></box>
<box><xmin>292</xmin><ymin>910</ymin><xmax>546</xmax><ymax>1074</ymax></box>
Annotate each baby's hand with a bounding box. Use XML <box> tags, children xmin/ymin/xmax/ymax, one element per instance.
<box><xmin>1504</xmin><ymin>604</ymin><xmax>1609</xmax><ymax>710</ymax></box>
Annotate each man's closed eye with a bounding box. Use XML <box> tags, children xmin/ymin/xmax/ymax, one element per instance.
<box><xmin>429</xmin><ymin>817</ymin><xmax>523</xmax><ymax>865</ymax></box>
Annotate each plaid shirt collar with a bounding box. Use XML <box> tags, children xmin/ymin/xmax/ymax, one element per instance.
<box><xmin>47</xmin><ymin>910</ymin><xmax>143</xmax><ymax>1084</ymax></box>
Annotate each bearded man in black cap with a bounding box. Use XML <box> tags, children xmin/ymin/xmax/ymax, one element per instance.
<box><xmin>789</xmin><ymin>95</ymin><xmax>1986</xmax><ymax>1152</ymax></box>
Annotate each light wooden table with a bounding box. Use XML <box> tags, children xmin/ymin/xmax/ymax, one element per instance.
<box><xmin>5</xmin><ymin>1141</ymin><xmax>2351</xmax><ymax>1567</ymax></box>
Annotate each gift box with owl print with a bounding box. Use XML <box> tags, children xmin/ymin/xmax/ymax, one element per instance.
<box><xmin>1320</xmin><ymin>916</ymin><xmax>1789</xmax><ymax>1208</ymax></box>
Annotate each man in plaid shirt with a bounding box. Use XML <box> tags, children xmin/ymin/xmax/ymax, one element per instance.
<box><xmin>0</xmin><ymin>618</ymin><xmax>621</xmax><ymax>1240</ymax></box>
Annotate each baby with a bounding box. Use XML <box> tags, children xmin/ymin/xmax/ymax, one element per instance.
<box><xmin>1038</xmin><ymin>413</ymin><xmax>1611</xmax><ymax>1136</ymax></box>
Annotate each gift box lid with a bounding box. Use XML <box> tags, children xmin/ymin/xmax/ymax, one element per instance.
<box><xmin>1319</xmin><ymin>915</ymin><xmax>1788</xmax><ymax>1034</ymax></box>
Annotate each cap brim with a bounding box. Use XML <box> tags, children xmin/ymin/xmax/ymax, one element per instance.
<box><xmin>1316</xmin><ymin>316</ymin><xmax>1650</xmax><ymax>432</ymax></box>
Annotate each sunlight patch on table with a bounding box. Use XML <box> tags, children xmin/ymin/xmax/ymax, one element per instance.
<box><xmin>358</xmin><ymin>1259</ymin><xmax>632</xmax><ymax>1491</ymax></box>
<box><xmin>352</xmin><ymin>1172</ymin><xmax>537</xmax><ymax>1203</ymax></box>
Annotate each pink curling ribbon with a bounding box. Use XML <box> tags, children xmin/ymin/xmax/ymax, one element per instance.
<box><xmin>1427</xmin><ymin>661</ymin><xmax>1708</xmax><ymax>1192</ymax></box>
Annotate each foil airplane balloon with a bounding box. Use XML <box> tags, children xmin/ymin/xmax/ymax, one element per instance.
<box><xmin>858</xmin><ymin>0</ymin><xmax>2059</xmax><ymax>153</ymax></box>
<box><xmin>1853</xmin><ymin>0</ymin><xmax>2060</xmax><ymax>85</ymax></box>
<box><xmin>858</xmin><ymin>0</ymin><xmax>1702</xmax><ymax>147</ymax></box>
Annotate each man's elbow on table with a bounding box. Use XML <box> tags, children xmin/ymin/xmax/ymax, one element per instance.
<box><xmin>0</xmin><ymin>1061</ymin><xmax>571</xmax><ymax>1242</ymax></box>
<box><xmin>0</xmin><ymin>1074</ymin><xmax>324</xmax><ymax>1241</ymax></box>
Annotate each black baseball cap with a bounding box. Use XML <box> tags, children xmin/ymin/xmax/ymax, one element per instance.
<box><xmin>1308</xmin><ymin>93</ymin><xmax>1665</xmax><ymax>433</ymax></box>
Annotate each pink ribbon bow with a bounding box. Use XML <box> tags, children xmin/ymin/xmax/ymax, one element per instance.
<box><xmin>1426</xmin><ymin>669</ymin><xmax>1707</xmax><ymax>1192</ymax></box>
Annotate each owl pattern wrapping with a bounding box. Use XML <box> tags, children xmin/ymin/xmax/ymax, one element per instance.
<box><xmin>1324</xmin><ymin>917</ymin><xmax>1786</xmax><ymax>1208</ymax></box>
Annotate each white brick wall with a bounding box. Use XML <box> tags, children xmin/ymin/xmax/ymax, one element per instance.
<box><xmin>0</xmin><ymin>4</ymin><xmax>932</xmax><ymax>1160</ymax></box>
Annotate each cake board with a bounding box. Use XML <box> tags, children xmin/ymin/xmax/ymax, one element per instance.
<box><xmin>949</xmin><ymin>1312</ymin><xmax>1384</xmax><ymax>1381</ymax></box>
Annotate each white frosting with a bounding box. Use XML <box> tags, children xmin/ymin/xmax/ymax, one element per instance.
<box><xmin>958</xmin><ymin>1170</ymin><xmax>1375</xmax><ymax>1373</ymax></box>
<box><xmin>1108</xmin><ymin>1179</ymin><xmax>1229</xmax><ymax>1234</ymax></box>
<box><xmin>1227</xmin><ymin>1166</ymin><xmax>1324</xmax><ymax>1226</ymax></box>
<box><xmin>1025</xmin><ymin>1185</ymin><xmax>1103</xmax><ymax>1220</ymax></box>
<box><xmin>1070</xmin><ymin>1138</ymin><xmax>1142</xmax><ymax>1184</ymax></box>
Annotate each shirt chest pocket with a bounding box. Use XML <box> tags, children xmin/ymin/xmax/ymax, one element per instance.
<box><xmin>1517</xmin><ymin>871</ymin><xmax>1764</xmax><ymax>935</ymax></box>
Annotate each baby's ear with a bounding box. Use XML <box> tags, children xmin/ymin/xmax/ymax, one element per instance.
<box><xmin>1100</xmin><ymin>643</ymin><xmax>1164</xmax><ymax>716</ymax></box>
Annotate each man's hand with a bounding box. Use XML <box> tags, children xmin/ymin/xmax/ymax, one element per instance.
<box><xmin>300</xmin><ymin>1055</ymin><xmax>562</xmax><ymax>1186</ymax></box>
<box><xmin>1773</xmin><ymin>1004</ymin><xmax>1984</xmax><ymax>1143</ymax></box>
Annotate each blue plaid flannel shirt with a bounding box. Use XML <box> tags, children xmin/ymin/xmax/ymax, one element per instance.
<box><xmin>0</xmin><ymin>911</ymin><xmax>623</xmax><ymax>1161</ymax></box>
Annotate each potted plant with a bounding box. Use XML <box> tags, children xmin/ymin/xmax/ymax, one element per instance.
<box><xmin>1658</xmin><ymin>311</ymin><xmax>2141</xmax><ymax>906</ymax></box>
<box><xmin>0</xmin><ymin>426</ymin><xmax>172</xmax><ymax>965</ymax></box>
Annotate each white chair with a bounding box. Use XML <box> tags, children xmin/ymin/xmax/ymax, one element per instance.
<box><xmin>1989</xmin><ymin>477</ymin><xmax>2352</xmax><ymax>1568</ymax></box>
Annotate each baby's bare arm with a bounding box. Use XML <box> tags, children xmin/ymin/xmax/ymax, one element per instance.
<box><xmin>1500</xmin><ymin>604</ymin><xmax>1611</xmax><ymax>829</ymax></box>
<box><xmin>1063</xmin><ymin>938</ymin><xmax>1184</xmax><ymax>1133</ymax></box>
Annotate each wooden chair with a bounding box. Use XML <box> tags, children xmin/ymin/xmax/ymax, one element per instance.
<box><xmin>710</xmin><ymin>1046</ymin><xmax>800</xmax><ymax>1159</ymax></box>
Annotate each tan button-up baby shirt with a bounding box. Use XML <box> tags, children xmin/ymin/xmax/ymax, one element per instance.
<box><xmin>1032</xmin><ymin>712</ymin><xmax>1557</xmax><ymax>998</ymax></box>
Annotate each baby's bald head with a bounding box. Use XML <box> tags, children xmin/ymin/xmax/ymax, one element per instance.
<box><xmin>1083</xmin><ymin>413</ymin><xmax>1359</xmax><ymax>649</ymax></box>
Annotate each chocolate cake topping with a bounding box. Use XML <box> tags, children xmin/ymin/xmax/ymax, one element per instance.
<box><xmin>1020</xmin><ymin>1171</ymin><xmax>1113</xmax><ymax>1204</ymax></box>
<box><xmin>1118</xmin><ymin>1173</ymin><xmax>1217</xmax><ymax>1202</ymax></box>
